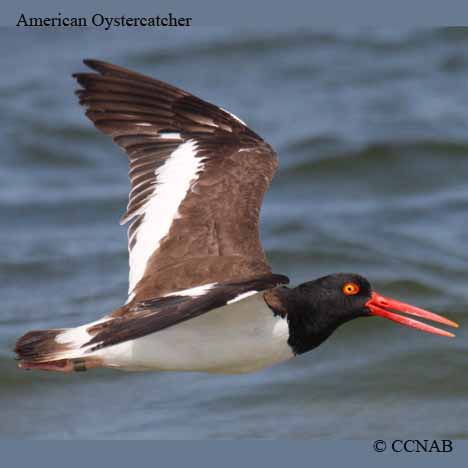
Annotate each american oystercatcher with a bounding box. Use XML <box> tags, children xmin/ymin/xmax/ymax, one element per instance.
<box><xmin>15</xmin><ymin>60</ymin><xmax>459</xmax><ymax>373</ymax></box>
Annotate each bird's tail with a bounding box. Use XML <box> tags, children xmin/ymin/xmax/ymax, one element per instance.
<box><xmin>15</xmin><ymin>325</ymin><xmax>103</xmax><ymax>372</ymax></box>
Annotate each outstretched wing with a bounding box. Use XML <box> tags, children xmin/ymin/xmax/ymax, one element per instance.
<box><xmin>84</xmin><ymin>274</ymin><xmax>289</xmax><ymax>352</ymax></box>
<box><xmin>74</xmin><ymin>60</ymin><xmax>279</xmax><ymax>302</ymax></box>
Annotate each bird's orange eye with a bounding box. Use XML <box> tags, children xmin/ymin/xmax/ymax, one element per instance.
<box><xmin>342</xmin><ymin>282</ymin><xmax>360</xmax><ymax>296</ymax></box>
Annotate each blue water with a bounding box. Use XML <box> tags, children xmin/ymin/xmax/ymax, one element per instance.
<box><xmin>1</xmin><ymin>27</ymin><xmax>468</xmax><ymax>439</ymax></box>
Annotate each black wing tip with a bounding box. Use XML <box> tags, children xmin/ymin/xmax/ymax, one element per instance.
<box><xmin>82</xmin><ymin>58</ymin><xmax>119</xmax><ymax>73</ymax></box>
<box><xmin>83</xmin><ymin>58</ymin><xmax>103</xmax><ymax>69</ymax></box>
<box><xmin>79</xmin><ymin>58</ymin><xmax>167</xmax><ymax>87</ymax></box>
<box><xmin>70</xmin><ymin>59</ymin><xmax>102</xmax><ymax>79</ymax></box>
<box><xmin>72</xmin><ymin>59</ymin><xmax>128</xmax><ymax>80</ymax></box>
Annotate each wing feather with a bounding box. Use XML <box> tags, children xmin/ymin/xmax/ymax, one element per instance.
<box><xmin>84</xmin><ymin>274</ymin><xmax>289</xmax><ymax>351</ymax></box>
<box><xmin>74</xmin><ymin>60</ymin><xmax>279</xmax><ymax>302</ymax></box>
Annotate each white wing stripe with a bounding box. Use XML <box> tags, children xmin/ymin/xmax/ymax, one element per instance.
<box><xmin>226</xmin><ymin>291</ymin><xmax>258</xmax><ymax>304</ymax></box>
<box><xmin>128</xmin><ymin>139</ymin><xmax>203</xmax><ymax>294</ymax></box>
<box><xmin>158</xmin><ymin>132</ymin><xmax>182</xmax><ymax>140</ymax></box>
<box><xmin>164</xmin><ymin>283</ymin><xmax>216</xmax><ymax>298</ymax></box>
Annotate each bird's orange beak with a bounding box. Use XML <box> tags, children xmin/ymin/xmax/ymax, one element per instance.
<box><xmin>366</xmin><ymin>292</ymin><xmax>459</xmax><ymax>337</ymax></box>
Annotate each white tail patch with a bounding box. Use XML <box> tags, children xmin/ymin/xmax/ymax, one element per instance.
<box><xmin>55</xmin><ymin>317</ymin><xmax>109</xmax><ymax>357</ymax></box>
<box><xmin>127</xmin><ymin>140</ymin><xmax>204</xmax><ymax>294</ymax></box>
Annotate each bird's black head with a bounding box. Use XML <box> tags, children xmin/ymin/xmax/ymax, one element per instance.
<box><xmin>284</xmin><ymin>273</ymin><xmax>371</xmax><ymax>354</ymax></box>
<box><xmin>297</xmin><ymin>272</ymin><xmax>372</xmax><ymax>321</ymax></box>
<box><xmin>283</xmin><ymin>272</ymin><xmax>458</xmax><ymax>355</ymax></box>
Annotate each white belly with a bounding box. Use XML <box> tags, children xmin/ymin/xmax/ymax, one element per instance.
<box><xmin>94</xmin><ymin>292</ymin><xmax>294</xmax><ymax>373</ymax></box>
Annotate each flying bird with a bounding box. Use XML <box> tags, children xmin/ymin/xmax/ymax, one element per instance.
<box><xmin>15</xmin><ymin>60</ymin><xmax>459</xmax><ymax>373</ymax></box>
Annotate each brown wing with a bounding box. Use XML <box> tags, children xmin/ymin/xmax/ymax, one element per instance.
<box><xmin>85</xmin><ymin>274</ymin><xmax>289</xmax><ymax>351</ymax></box>
<box><xmin>74</xmin><ymin>60</ymin><xmax>278</xmax><ymax>302</ymax></box>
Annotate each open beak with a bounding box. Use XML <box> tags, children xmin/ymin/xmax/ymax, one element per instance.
<box><xmin>366</xmin><ymin>292</ymin><xmax>459</xmax><ymax>338</ymax></box>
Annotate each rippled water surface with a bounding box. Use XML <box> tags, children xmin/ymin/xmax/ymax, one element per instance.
<box><xmin>1</xmin><ymin>27</ymin><xmax>468</xmax><ymax>439</ymax></box>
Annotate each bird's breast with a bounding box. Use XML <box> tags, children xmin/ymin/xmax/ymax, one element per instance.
<box><xmin>97</xmin><ymin>292</ymin><xmax>294</xmax><ymax>373</ymax></box>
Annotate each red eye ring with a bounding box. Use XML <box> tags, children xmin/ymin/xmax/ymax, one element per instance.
<box><xmin>342</xmin><ymin>282</ymin><xmax>360</xmax><ymax>296</ymax></box>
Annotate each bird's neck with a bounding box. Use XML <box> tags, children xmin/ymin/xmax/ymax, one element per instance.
<box><xmin>264</xmin><ymin>286</ymin><xmax>347</xmax><ymax>355</ymax></box>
